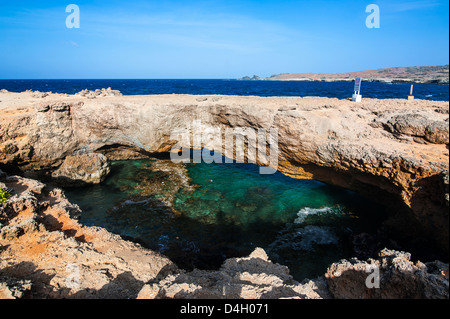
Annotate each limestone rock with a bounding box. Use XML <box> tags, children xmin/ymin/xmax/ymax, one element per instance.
<box><xmin>138</xmin><ymin>247</ymin><xmax>331</xmax><ymax>299</ymax></box>
<box><xmin>0</xmin><ymin>170</ymin><xmax>448</xmax><ymax>299</ymax></box>
<box><xmin>76</xmin><ymin>87</ymin><xmax>122</xmax><ymax>98</ymax></box>
<box><xmin>382</xmin><ymin>113</ymin><xmax>449</xmax><ymax>144</ymax></box>
<box><xmin>51</xmin><ymin>153</ymin><xmax>110</xmax><ymax>186</ymax></box>
<box><xmin>0</xmin><ymin>92</ymin><xmax>448</xmax><ymax>253</ymax></box>
<box><xmin>0</xmin><ymin>172</ymin><xmax>175</xmax><ymax>299</ymax></box>
<box><xmin>325</xmin><ymin>248</ymin><xmax>449</xmax><ymax>299</ymax></box>
<box><xmin>0</xmin><ymin>277</ymin><xmax>32</xmax><ymax>299</ymax></box>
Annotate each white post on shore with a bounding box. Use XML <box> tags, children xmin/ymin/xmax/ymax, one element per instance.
<box><xmin>352</xmin><ymin>77</ymin><xmax>362</xmax><ymax>102</ymax></box>
<box><xmin>408</xmin><ymin>85</ymin><xmax>414</xmax><ymax>100</ymax></box>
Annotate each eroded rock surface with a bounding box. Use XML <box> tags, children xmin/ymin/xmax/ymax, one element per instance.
<box><xmin>51</xmin><ymin>152</ymin><xmax>111</xmax><ymax>186</ymax></box>
<box><xmin>75</xmin><ymin>87</ymin><xmax>123</xmax><ymax>98</ymax></box>
<box><xmin>325</xmin><ymin>249</ymin><xmax>449</xmax><ymax>299</ymax></box>
<box><xmin>0</xmin><ymin>277</ymin><xmax>32</xmax><ymax>299</ymax></box>
<box><xmin>137</xmin><ymin>247</ymin><xmax>331</xmax><ymax>299</ymax></box>
<box><xmin>0</xmin><ymin>170</ymin><xmax>176</xmax><ymax>298</ymax></box>
<box><xmin>0</xmin><ymin>91</ymin><xmax>448</xmax><ymax>252</ymax></box>
<box><xmin>138</xmin><ymin>247</ymin><xmax>449</xmax><ymax>300</ymax></box>
<box><xmin>0</xmin><ymin>170</ymin><xmax>448</xmax><ymax>299</ymax></box>
<box><xmin>377</xmin><ymin>112</ymin><xmax>449</xmax><ymax>144</ymax></box>
<box><xmin>1</xmin><ymin>90</ymin><xmax>449</xmax><ymax>300</ymax></box>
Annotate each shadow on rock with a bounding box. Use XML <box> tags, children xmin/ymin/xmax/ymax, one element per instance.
<box><xmin>67</xmin><ymin>271</ymin><xmax>146</xmax><ymax>299</ymax></box>
<box><xmin>137</xmin><ymin>247</ymin><xmax>331</xmax><ymax>299</ymax></box>
<box><xmin>325</xmin><ymin>248</ymin><xmax>449</xmax><ymax>299</ymax></box>
<box><xmin>0</xmin><ymin>261</ymin><xmax>55</xmax><ymax>298</ymax></box>
<box><xmin>408</xmin><ymin>171</ymin><xmax>449</xmax><ymax>257</ymax></box>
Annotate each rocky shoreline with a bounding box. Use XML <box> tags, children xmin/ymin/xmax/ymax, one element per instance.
<box><xmin>238</xmin><ymin>76</ymin><xmax>449</xmax><ymax>85</ymax></box>
<box><xmin>0</xmin><ymin>90</ymin><xmax>449</xmax><ymax>298</ymax></box>
<box><xmin>238</xmin><ymin>65</ymin><xmax>450</xmax><ymax>84</ymax></box>
<box><xmin>0</xmin><ymin>171</ymin><xmax>448</xmax><ymax>299</ymax></box>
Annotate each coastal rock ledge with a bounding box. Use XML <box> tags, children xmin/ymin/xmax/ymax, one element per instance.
<box><xmin>0</xmin><ymin>172</ymin><xmax>448</xmax><ymax>299</ymax></box>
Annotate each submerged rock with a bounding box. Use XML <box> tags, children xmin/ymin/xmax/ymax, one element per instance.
<box><xmin>134</xmin><ymin>159</ymin><xmax>196</xmax><ymax>208</ymax></box>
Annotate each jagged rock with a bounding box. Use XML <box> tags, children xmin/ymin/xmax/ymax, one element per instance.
<box><xmin>0</xmin><ymin>92</ymin><xmax>448</xmax><ymax>253</ymax></box>
<box><xmin>0</xmin><ymin>173</ymin><xmax>175</xmax><ymax>299</ymax></box>
<box><xmin>0</xmin><ymin>171</ymin><xmax>448</xmax><ymax>299</ymax></box>
<box><xmin>138</xmin><ymin>247</ymin><xmax>331</xmax><ymax>299</ymax></box>
<box><xmin>76</xmin><ymin>87</ymin><xmax>122</xmax><ymax>98</ymax></box>
<box><xmin>0</xmin><ymin>277</ymin><xmax>32</xmax><ymax>299</ymax></box>
<box><xmin>382</xmin><ymin>113</ymin><xmax>449</xmax><ymax>144</ymax></box>
<box><xmin>51</xmin><ymin>153</ymin><xmax>110</xmax><ymax>186</ymax></box>
<box><xmin>325</xmin><ymin>248</ymin><xmax>449</xmax><ymax>299</ymax></box>
<box><xmin>0</xmin><ymin>216</ymin><xmax>41</xmax><ymax>240</ymax></box>
<box><xmin>441</xmin><ymin>170</ymin><xmax>449</xmax><ymax>207</ymax></box>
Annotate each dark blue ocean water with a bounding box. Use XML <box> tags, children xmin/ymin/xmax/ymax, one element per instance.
<box><xmin>0</xmin><ymin>79</ymin><xmax>448</xmax><ymax>101</ymax></box>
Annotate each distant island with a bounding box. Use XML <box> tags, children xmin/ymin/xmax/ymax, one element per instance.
<box><xmin>238</xmin><ymin>65</ymin><xmax>449</xmax><ymax>84</ymax></box>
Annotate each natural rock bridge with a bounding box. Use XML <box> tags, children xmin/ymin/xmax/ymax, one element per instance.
<box><xmin>1</xmin><ymin>91</ymin><xmax>449</xmax><ymax>253</ymax></box>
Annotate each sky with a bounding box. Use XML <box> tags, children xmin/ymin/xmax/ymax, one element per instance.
<box><xmin>0</xmin><ymin>0</ymin><xmax>448</xmax><ymax>79</ymax></box>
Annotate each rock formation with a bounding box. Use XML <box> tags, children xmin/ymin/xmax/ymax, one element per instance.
<box><xmin>325</xmin><ymin>249</ymin><xmax>449</xmax><ymax>299</ymax></box>
<box><xmin>137</xmin><ymin>247</ymin><xmax>332</xmax><ymax>299</ymax></box>
<box><xmin>242</xmin><ymin>65</ymin><xmax>450</xmax><ymax>84</ymax></box>
<box><xmin>0</xmin><ymin>90</ymin><xmax>449</xmax><ymax>298</ymax></box>
<box><xmin>0</xmin><ymin>169</ymin><xmax>448</xmax><ymax>299</ymax></box>
<box><xmin>1</xmin><ymin>91</ymin><xmax>448</xmax><ymax>253</ymax></box>
<box><xmin>137</xmin><ymin>247</ymin><xmax>449</xmax><ymax>299</ymax></box>
<box><xmin>51</xmin><ymin>152</ymin><xmax>111</xmax><ymax>186</ymax></box>
<box><xmin>0</xmin><ymin>170</ymin><xmax>176</xmax><ymax>298</ymax></box>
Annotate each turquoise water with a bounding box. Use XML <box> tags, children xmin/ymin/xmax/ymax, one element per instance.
<box><xmin>64</xmin><ymin>156</ymin><xmax>389</xmax><ymax>281</ymax></box>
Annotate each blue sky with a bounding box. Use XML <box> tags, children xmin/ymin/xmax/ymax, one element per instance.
<box><xmin>0</xmin><ymin>0</ymin><xmax>448</xmax><ymax>79</ymax></box>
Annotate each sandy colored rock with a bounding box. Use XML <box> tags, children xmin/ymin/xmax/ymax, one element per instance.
<box><xmin>0</xmin><ymin>277</ymin><xmax>32</xmax><ymax>299</ymax></box>
<box><xmin>0</xmin><ymin>171</ymin><xmax>176</xmax><ymax>298</ymax></box>
<box><xmin>138</xmin><ymin>246</ymin><xmax>449</xmax><ymax>299</ymax></box>
<box><xmin>138</xmin><ymin>247</ymin><xmax>331</xmax><ymax>299</ymax></box>
<box><xmin>51</xmin><ymin>152</ymin><xmax>110</xmax><ymax>186</ymax></box>
<box><xmin>0</xmin><ymin>169</ymin><xmax>448</xmax><ymax>299</ymax></box>
<box><xmin>380</xmin><ymin>113</ymin><xmax>449</xmax><ymax>144</ymax></box>
<box><xmin>253</xmin><ymin>65</ymin><xmax>449</xmax><ymax>84</ymax></box>
<box><xmin>325</xmin><ymin>248</ymin><xmax>449</xmax><ymax>299</ymax></box>
<box><xmin>0</xmin><ymin>91</ymin><xmax>448</xmax><ymax>252</ymax></box>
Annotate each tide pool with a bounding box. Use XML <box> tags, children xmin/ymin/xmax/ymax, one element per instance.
<box><xmin>64</xmin><ymin>156</ymin><xmax>389</xmax><ymax>281</ymax></box>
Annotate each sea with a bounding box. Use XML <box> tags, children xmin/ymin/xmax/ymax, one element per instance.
<box><xmin>0</xmin><ymin>79</ymin><xmax>448</xmax><ymax>101</ymax></box>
